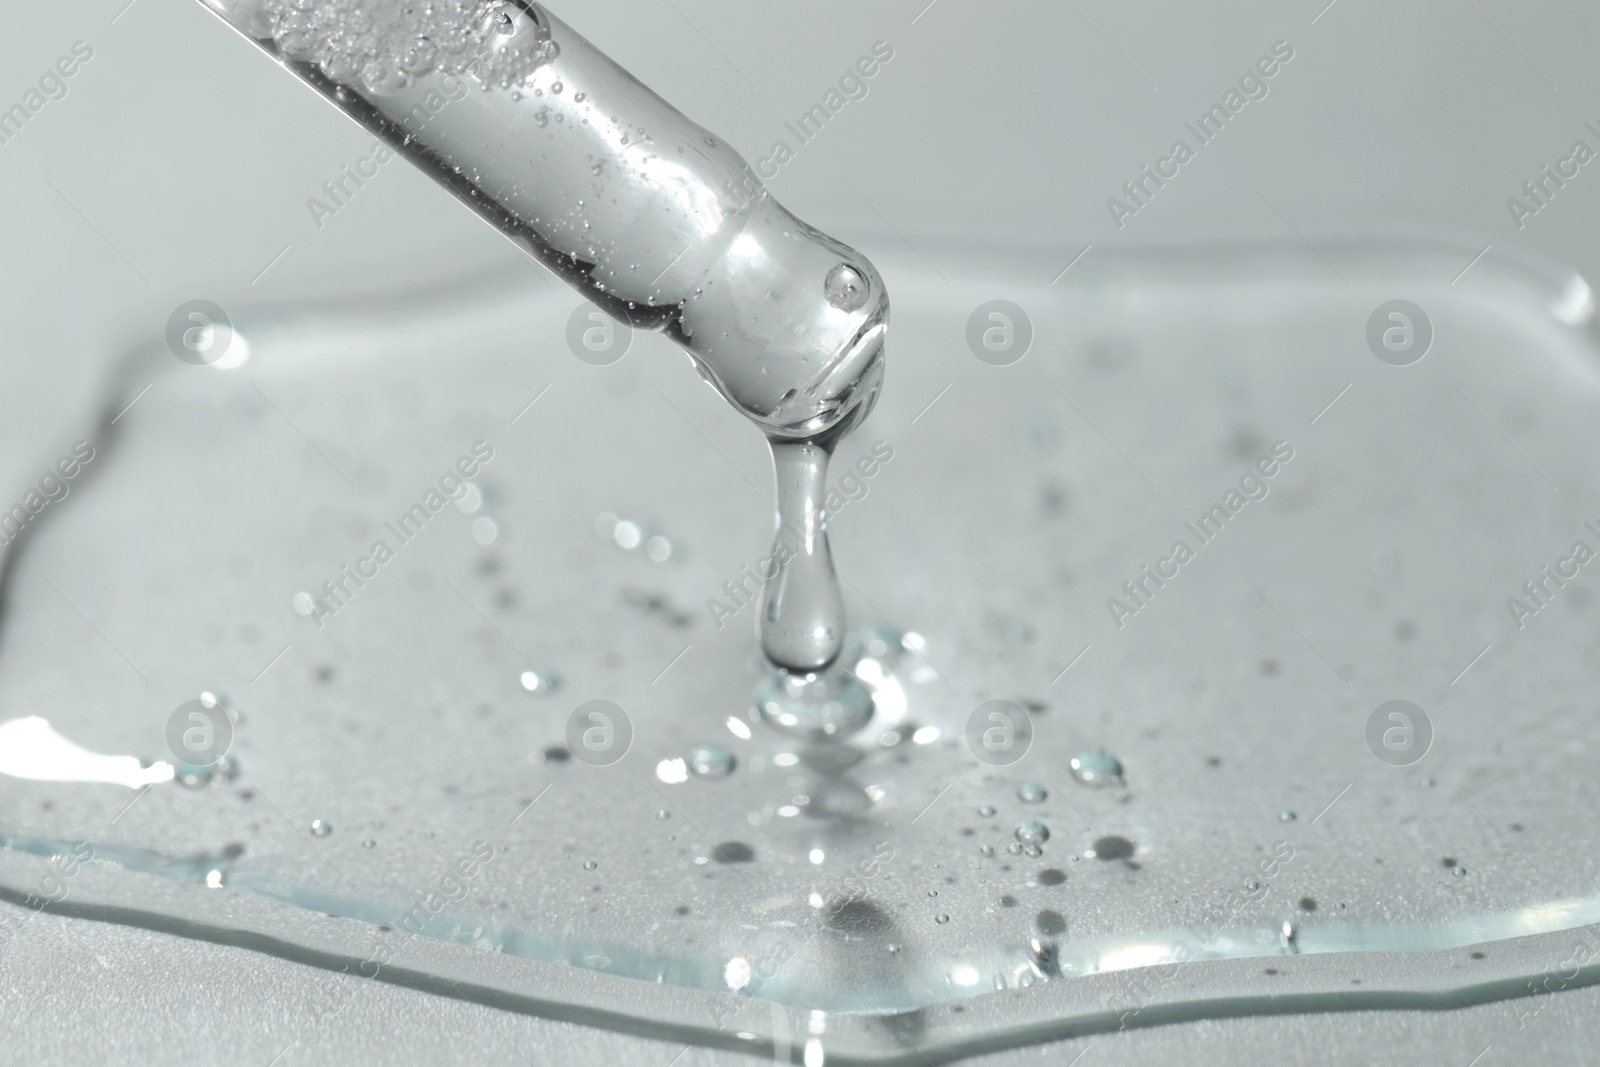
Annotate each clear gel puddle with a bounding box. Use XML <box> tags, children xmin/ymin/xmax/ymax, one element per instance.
<box><xmin>5</xmin><ymin>98</ymin><xmax>1589</xmax><ymax>1056</ymax></box>
<box><xmin>7</xmin><ymin>818</ymin><xmax>1600</xmax><ymax>1020</ymax></box>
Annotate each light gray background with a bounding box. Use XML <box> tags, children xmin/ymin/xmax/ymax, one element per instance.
<box><xmin>2</xmin><ymin>0</ymin><xmax>1597</xmax><ymax>1064</ymax></box>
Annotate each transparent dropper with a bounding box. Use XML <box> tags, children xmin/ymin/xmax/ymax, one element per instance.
<box><xmin>196</xmin><ymin>0</ymin><xmax>888</xmax><ymax>441</ymax></box>
<box><xmin>197</xmin><ymin>0</ymin><xmax>887</xmax><ymax>731</ymax></box>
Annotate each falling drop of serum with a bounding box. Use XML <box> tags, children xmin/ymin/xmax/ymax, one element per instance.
<box><xmin>754</xmin><ymin>433</ymin><xmax>876</xmax><ymax>742</ymax></box>
<box><xmin>760</xmin><ymin>440</ymin><xmax>845</xmax><ymax>669</ymax></box>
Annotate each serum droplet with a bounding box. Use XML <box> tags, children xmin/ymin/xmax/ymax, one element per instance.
<box><xmin>1069</xmin><ymin>749</ymin><xmax>1124</xmax><ymax>787</ymax></box>
<box><xmin>688</xmin><ymin>744</ymin><xmax>736</xmax><ymax>779</ymax></box>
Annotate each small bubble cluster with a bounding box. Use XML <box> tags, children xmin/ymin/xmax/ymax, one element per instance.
<box><xmin>1010</xmin><ymin>821</ymin><xmax>1049</xmax><ymax>857</ymax></box>
<box><xmin>174</xmin><ymin>752</ymin><xmax>241</xmax><ymax>790</ymax></box>
<box><xmin>258</xmin><ymin>0</ymin><xmax>560</xmax><ymax>95</ymax></box>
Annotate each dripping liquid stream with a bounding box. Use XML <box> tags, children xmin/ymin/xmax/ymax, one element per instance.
<box><xmin>753</xmin><ymin>436</ymin><xmax>875</xmax><ymax>741</ymax></box>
